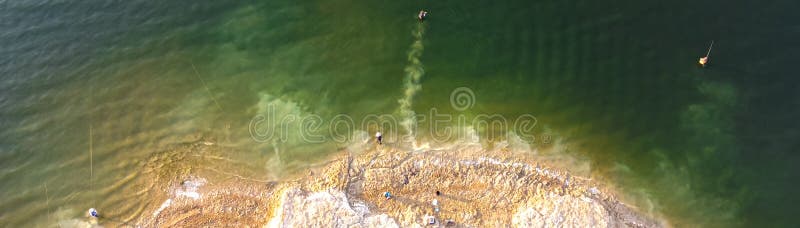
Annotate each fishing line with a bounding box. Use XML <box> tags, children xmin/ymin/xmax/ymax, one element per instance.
<box><xmin>706</xmin><ymin>40</ymin><xmax>714</xmax><ymax>58</ymax></box>
<box><xmin>44</xmin><ymin>183</ymin><xmax>52</xmax><ymax>223</ymax></box>
<box><xmin>89</xmin><ymin>125</ymin><xmax>94</xmax><ymax>207</ymax></box>
<box><xmin>190</xmin><ymin>61</ymin><xmax>225</xmax><ymax>112</ymax></box>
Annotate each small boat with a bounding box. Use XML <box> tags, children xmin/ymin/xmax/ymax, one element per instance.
<box><xmin>418</xmin><ymin>10</ymin><xmax>428</xmax><ymax>22</ymax></box>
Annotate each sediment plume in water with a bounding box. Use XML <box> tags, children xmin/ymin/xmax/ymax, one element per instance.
<box><xmin>110</xmin><ymin>140</ymin><xmax>664</xmax><ymax>227</ymax></box>
<box><xmin>398</xmin><ymin>23</ymin><xmax>426</xmax><ymax>143</ymax></box>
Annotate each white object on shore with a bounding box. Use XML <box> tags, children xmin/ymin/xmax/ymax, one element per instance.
<box><xmin>432</xmin><ymin>199</ymin><xmax>438</xmax><ymax>207</ymax></box>
<box><xmin>87</xmin><ymin>208</ymin><xmax>98</xmax><ymax>218</ymax></box>
<box><xmin>375</xmin><ymin>132</ymin><xmax>382</xmax><ymax>138</ymax></box>
<box><xmin>424</xmin><ymin>215</ymin><xmax>436</xmax><ymax>224</ymax></box>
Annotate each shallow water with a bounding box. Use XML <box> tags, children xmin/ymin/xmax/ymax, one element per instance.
<box><xmin>1</xmin><ymin>0</ymin><xmax>798</xmax><ymax>227</ymax></box>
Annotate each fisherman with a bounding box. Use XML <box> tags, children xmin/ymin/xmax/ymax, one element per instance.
<box><xmin>384</xmin><ymin>191</ymin><xmax>392</xmax><ymax>199</ymax></box>
<box><xmin>418</xmin><ymin>10</ymin><xmax>428</xmax><ymax>22</ymax></box>
<box><xmin>375</xmin><ymin>131</ymin><xmax>383</xmax><ymax>145</ymax></box>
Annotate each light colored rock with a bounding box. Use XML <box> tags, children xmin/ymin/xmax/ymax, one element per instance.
<box><xmin>130</xmin><ymin>141</ymin><xmax>663</xmax><ymax>227</ymax></box>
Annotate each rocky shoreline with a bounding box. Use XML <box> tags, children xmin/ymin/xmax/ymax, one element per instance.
<box><xmin>125</xmin><ymin>141</ymin><xmax>664</xmax><ymax>227</ymax></box>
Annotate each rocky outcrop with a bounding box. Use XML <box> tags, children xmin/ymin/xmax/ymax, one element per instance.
<box><xmin>137</xmin><ymin>142</ymin><xmax>663</xmax><ymax>227</ymax></box>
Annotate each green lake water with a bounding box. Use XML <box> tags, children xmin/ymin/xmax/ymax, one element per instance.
<box><xmin>1</xmin><ymin>0</ymin><xmax>798</xmax><ymax>227</ymax></box>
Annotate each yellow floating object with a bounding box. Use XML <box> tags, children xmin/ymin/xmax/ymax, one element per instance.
<box><xmin>699</xmin><ymin>57</ymin><xmax>708</xmax><ymax>66</ymax></box>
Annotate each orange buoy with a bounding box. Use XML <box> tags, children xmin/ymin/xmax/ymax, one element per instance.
<box><xmin>699</xmin><ymin>56</ymin><xmax>708</xmax><ymax>66</ymax></box>
<box><xmin>699</xmin><ymin>40</ymin><xmax>714</xmax><ymax>67</ymax></box>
